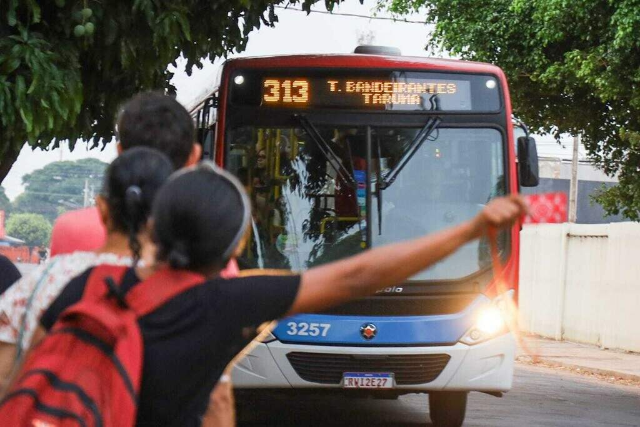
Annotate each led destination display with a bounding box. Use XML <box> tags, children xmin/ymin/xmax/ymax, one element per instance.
<box><xmin>262</xmin><ymin>77</ymin><xmax>470</xmax><ymax>110</ymax></box>
<box><xmin>230</xmin><ymin>70</ymin><xmax>501</xmax><ymax>112</ymax></box>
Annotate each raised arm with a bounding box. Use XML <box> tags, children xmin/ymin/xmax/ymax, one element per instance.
<box><xmin>287</xmin><ymin>195</ymin><xmax>527</xmax><ymax>316</ymax></box>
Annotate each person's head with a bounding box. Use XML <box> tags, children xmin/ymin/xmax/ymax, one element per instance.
<box><xmin>256</xmin><ymin>149</ymin><xmax>267</xmax><ymax>170</ymax></box>
<box><xmin>97</xmin><ymin>147</ymin><xmax>174</xmax><ymax>264</ymax></box>
<box><xmin>152</xmin><ymin>162</ymin><xmax>251</xmax><ymax>275</ymax></box>
<box><xmin>115</xmin><ymin>92</ymin><xmax>201</xmax><ymax>169</ymax></box>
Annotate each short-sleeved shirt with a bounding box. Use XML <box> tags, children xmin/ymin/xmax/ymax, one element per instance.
<box><xmin>0</xmin><ymin>252</ymin><xmax>132</xmax><ymax>351</ymax></box>
<box><xmin>0</xmin><ymin>255</ymin><xmax>21</xmax><ymax>295</ymax></box>
<box><xmin>41</xmin><ymin>267</ymin><xmax>301</xmax><ymax>427</ymax></box>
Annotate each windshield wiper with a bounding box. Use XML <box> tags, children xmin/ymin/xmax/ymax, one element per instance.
<box><xmin>293</xmin><ymin>114</ymin><xmax>356</xmax><ymax>188</ymax></box>
<box><xmin>379</xmin><ymin>116</ymin><xmax>442</xmax><ymax>189</ymax></box>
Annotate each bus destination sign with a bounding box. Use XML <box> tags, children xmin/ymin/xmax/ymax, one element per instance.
<box><xmin>229</xmin><ymin>70</ymin><xmax>500</xmax><ymax>112</ymax></box>
<box><xmin>261</xmin><ymin>77</ymin><xmax>473</xmax><ymax>111</ymax></box>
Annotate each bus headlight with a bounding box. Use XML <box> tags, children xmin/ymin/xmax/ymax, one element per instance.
<box><xmin>460</xmin><ymin>291</ymin><xmax>513</xmax><ymax>345</ymax></box>
<box><xmin>477</xmin><ymin>306</ymin><xmax>505</xmax><ymax>334</ymax></box>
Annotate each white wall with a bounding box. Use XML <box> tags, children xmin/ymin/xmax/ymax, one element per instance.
<box><xmin>519</xmin><ymin>223</ymin><xmax>640</xmax><ymax>352</ymax></box>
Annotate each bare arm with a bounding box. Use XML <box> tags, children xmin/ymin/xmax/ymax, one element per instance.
<box><xmin>0</xmin><ymin>342</ymin><xmax>16</xmax><ymax>393</ymax></box>
<box><xmin>287</xmin><ymin>195</ymin><xmax>527</xmax><ymax>316</ymax></box>
<box><xmin>28</xmin><ymin>326</ymin><xmax>46</xmax><ymax>351</ymax></box>
<box><xmin>0</xmin><ymin>327</ymin><xmax>47</xmax><ymax>398</ymax></box>
<box><xmin>238</xmin><ymin>269</ymin><xmax>294</xmax><ymax>277</ymax></box>
<box><xmin>200</xmin><ymin>368</ymin><xmax>235</xmax><ymax>427</ymax></box>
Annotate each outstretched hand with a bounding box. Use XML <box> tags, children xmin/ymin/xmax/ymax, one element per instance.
<box><xmin>471</xmin><ymin>195</ymin><xmax>529</xmax><ymax>238</ymax></box>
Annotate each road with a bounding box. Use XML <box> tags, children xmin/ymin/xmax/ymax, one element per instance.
<box><xmin>237</xmin><ymin>364</ymin><xmax>640</xmax><ymax>426</ymax></box>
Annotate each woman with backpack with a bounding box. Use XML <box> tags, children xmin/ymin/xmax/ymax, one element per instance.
<box><xmin>0</xmin><ymin>147</ymin><xmax>174</xmax><ymax>391</ymax></box>
<box><xmin>23</xmin><ymin>162</ymin><xmax>526</xmax><ymax>426</ymax></box>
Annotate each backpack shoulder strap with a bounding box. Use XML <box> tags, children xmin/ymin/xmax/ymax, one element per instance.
<box><xmin>83</xmin><ymin>264</ymin><xmax>130</xmax><ymax>301</ymax></box>
<box><xmin>125</xmin><ymin>268</ymin><xmax>206</xmax><ymax>317</ymax></box>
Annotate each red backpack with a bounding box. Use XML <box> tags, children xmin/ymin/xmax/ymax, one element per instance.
<box><xmin>0</xmin><ymin>265</ymin><xmax>204</xmax><ymax>427</ymax></box>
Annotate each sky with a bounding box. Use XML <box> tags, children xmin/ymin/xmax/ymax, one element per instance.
<box><xmin>2</xmin><ymin>0</ymin><xmax>583</xmax><ymax>200</ymax></box>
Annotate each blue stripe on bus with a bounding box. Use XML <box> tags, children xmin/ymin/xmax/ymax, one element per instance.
<box><xmin>273</xmin><ymin>295</ymin><xmax>489</xmax><ymax>346</ymax></box>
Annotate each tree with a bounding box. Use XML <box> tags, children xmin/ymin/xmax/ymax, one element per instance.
<box><xmin>0</xmin><ymin>0</ymin><xmax>323</xmax><ymax>183</ymax></box>
<box><xmin>6</xmin><ymin>212</ymin><xmax>52</xmax><ymax>251</ymax></box>
<box><xmin>0</xmin><ymin>186</ymin><xmax>11</xmax><ymax>216</ymax></box>
<box><xmin>13</xmin><ymin>158</ymin><xmax>106</xmax><ymax>223</ymax></box>
<box><xmin>379</xmin><ymin>0</ymin><xmax>640</xmax><ymax>220</ymax></box>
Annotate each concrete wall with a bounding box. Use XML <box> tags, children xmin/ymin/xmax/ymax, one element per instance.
<box><xmin>519</xmin><ymin>222</ymin><xmax>640</xmax><ymax>352</ymax></box>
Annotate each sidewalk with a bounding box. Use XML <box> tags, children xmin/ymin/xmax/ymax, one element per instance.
<box><xmin>517</xmin><ymin>335</ymin><xmax>640</xmax><ymax>383</ymax></box>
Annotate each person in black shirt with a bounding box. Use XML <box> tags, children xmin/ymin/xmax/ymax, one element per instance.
<box><xmin>37</xmin><ymin>162</ymin><xmax>527</xmax><ymax>426</ymax></box>
<box><xmin>0</xmin><ymin>255</ymin><xmax>21</xmax><ymax>296</ymax></box>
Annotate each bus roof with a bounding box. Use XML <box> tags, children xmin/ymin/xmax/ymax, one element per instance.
<box><xmin>223</xmin><ymin>53</ymin><xmax>504</xmax><ymax>74</ymax></box>
<box><xmin>186</xmin><ymin>53</ymin><xmax>506</xmax><ymax>114</ymax></box>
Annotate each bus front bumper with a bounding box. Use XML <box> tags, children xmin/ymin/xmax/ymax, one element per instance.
<box><xmin>232</xmin><ymin>332</ymin><xmax>515</xmax><ymax>393</ymax></box>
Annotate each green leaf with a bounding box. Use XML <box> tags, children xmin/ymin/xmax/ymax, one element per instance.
<box><xmin>15</xmin><ymin>75</ymin><xmax>26</xmax><ymax>99</ymax></box>
<box><xmin>19</xmin><ymin>107</ymin><xmax>33</xmax><ymax>133</ymax></box>
<box><xmin>26</xmin><ymin>0</ymin><xmax>42</xmax><ymax>23</ymax></box>
<box><xmin>174</xmin><ymin>12</ymin><xmax>192</xmax><ymax>41</ymax></box>
<box><xmin>0</xmin><ymin>58</ymin><xmax>21</xmax><ymax>74</ymax></box>
<box><xmin>27</xmin><ymin>76</ymin><xmax>39</xmax><ymax>94</ymax></box>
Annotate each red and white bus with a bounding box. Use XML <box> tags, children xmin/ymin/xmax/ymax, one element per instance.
<box><xmin>190</xmin><ymin>46</ymin><xmax>539</xmax><ymax>427</ymax></box>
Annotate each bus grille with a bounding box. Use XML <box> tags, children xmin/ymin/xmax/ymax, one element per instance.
<box><xmin>286</xmin><ymin>352</ymin><xmax>451</xmax><ymax>385</ymax></box>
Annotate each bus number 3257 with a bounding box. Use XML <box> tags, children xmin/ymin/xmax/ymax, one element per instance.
<box><xmin>286</xmin><ymin>322</ymin><xmax>331</xmax><ymax>337</ymax></box>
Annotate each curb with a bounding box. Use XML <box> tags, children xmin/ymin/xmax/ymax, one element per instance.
<box><xmin>516</xmin><ymin>355</ymin><xmax>640</xmax><ymax>384</ymax></box>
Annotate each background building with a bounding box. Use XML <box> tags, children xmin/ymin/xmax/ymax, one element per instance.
<box><xmin>521</xmin><ymin>134</ymin><xmax>623</xmax><ymax>224</ymax></box>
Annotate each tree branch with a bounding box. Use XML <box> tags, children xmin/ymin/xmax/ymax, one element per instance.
<box><xmin>0</xmin><ymin>144</ymin><xmax>22</xmax><ymax>185</ymax></box>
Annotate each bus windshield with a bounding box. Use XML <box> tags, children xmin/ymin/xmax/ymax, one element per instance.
<box><xmin>226</xmin><ymin>125</ymin><xmax>505</xmax><ymax>280</ymax></box>
<box><xmin>372</xmin><ymin>127</ymin><xmax>505</xmax><ymax>281</ymax></box>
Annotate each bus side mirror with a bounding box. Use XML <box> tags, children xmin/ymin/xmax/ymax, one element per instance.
<box><xmin>517</xmin><ymin>136</ymin><xmax>539</xmax><ymax>187</ymax></box>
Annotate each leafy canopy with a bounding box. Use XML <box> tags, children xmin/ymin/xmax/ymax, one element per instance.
<box><xmin>6</xmin><ymin>212</ymin><xmax>52</xmax><ymax>249</ymax></box>
<box><xmin>0</xmin><ymin>0</ymin><xmax>330</xmax><ymax>182</ymax></box>
<box><xmin>379</xmin><ymin>0</ymin><xmax>640</xmax><ymax>220</ymax></box>
<box><xmin>13</xmin><ymin>158</ymin><xmax>107</xmax><ymax>223</ymax></box>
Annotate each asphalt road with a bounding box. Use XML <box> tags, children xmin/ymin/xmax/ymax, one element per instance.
<box><xmin>237</xmin><ymin>364</ymin><xmax>640</xmax><ymax>426</ymax></box>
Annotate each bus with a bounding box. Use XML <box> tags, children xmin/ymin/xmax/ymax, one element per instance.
<box><xmin>190</xmin><ymin>47</ymin><xmax>539</xmax><ymax>427</ymax></box>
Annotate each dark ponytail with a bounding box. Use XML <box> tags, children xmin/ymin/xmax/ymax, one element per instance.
<box><xmin>124</xmin><ymin>185</ymin><xmax>144</xmax><ymax>264</ymax></box>
<box><xmin>102</xmin><ymin>147</ymin><xmax>174</xmax><ymax>265</ymax></box>
<box><xmin>166</xmin><ymin>240</ymin><xmax>190</xmax><ymax>269</ymax></box>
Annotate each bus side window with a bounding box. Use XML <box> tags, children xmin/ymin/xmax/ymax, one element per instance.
<box><xmin>195</xmin><ymin>95</ymin><xmax>218</xmax><ymax>161</ymax></box>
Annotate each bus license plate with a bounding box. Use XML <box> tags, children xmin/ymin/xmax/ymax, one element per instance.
<box><xmin>343</xmin><ymin>373</ymin><xmax>393</xmax><ymax>389</ymax></box>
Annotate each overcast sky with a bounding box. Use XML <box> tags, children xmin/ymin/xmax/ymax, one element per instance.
<box><xmin>2</xmin><ymin>0</ymin><xmax>580</xmax><ymax>200</ymax></box>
